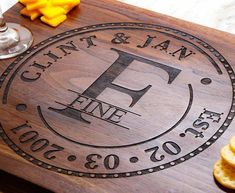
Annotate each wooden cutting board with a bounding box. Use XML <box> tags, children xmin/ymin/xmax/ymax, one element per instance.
<box><xmin>1</xmin><ymin>1</ymin><xmax>235</xmax><ymax>192</ymax></box>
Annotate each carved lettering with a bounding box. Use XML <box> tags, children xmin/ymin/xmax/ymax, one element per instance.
<box><xmin>21</xmin><ymin>71</ymin><xmax>41</xmax><ymax>82</ymax></box>
<box><xmin>57</xmin><ymin>41</ymin><xmax>79</xmax><ymax>56</ymax></box>
<box><xmin>50</xmin><ymin>48</ymin><xmax>181</xmax><ymax>126</ymax></box>
<box><xmin>137</xmin><ymin>35</ymin><xmax>156</xmax><ymax>48</ymax></box>
<box><xmin>80</xmin><ymin>35</ymin><xmax>97</xmax><ymax>48</ymax></box>
<box><xmin>171</xmin><ymin>46</ymin><xmax>195</xmax><ymax>60</ymax></box>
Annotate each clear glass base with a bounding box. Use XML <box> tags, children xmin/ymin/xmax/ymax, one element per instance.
<box><xmin>0</xmin><ymin>23</ymin><xmax>33</xmax><ymax>59</ymax></box>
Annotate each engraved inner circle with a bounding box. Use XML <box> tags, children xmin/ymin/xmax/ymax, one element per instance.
<box><xmin>2</xmin><ymin>27</ymin><xmax>231</xmax><ymax>148</ymax></box>
<box><xmin>0</xmin><ymin>23</ymin><xmax>233</xmax><ymax>178</ymax></box>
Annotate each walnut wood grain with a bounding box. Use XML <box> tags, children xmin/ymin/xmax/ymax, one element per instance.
<box><xmin>0</xmin><ymin>1</ymin><xmax>235</xmax><ymax>193</ymax></box>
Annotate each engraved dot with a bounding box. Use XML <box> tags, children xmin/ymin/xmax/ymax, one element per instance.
<box><xmin>16</xmin><ymin>104</ymin><xmax>27</xmax><ymax>112</ymax></box>
<box><xmin>67</xmin><ymin>155</ymin><xmax>77</xmax><ymax>162</ymax></box>
<box><xmin>148</xmin><ymin>169</ymin><xmax>154</xmax><ymax>172</ymax></box>
<box><xmin>206</xmin><ymin>142</ymin><xmax>211</xmax><ymax>145</ymax></box>
<box><xmin>38</xmin><ymin>162</ymin><xmax>43</xmax><ymax>166</ymax></box>
<box><xmin>219</xmin><ymin>129</ymin><xmax>224</xmax><ymax>133</ymax></box>
<box><xmin>201</xmin><ymin>78</ymin><xmax>212</xmax><ymax>85</ymax></box>
<box><xmin>231</xmin><ymin>110</ymin><xmax>235</xmax><ymax>113</ymax></box>
<box><xmin>102</xmin><ymin>174</ymin><xmax>107</xmax><ymax>178</ymax></box>
<box><xmin>198</xmin><ymin>147</ymin><xmax>203</xmax><ymax>151</ymax></box>
<box><xmin>213</xmin><ymin>136</ymin><xmax>218</xmax><ymax>139</ymax></box>
<box><xmin>126</xmin><ymin>173</ymin><xmax>130</xmax><ymax>176</ymax></box>
<box><xmin>66</xmin><ymin>32</ymin><xmax>70</xmax><ymax>34</ymax></box>
<box><xmin>179</xmin><ymin>133</ymin><xmax>185</xmax><ymax>137</ymax></box>
<box><xmin>210</xmin><ymin>48</ymin><xmax>214</xmax><ymax>52</ymax></box>
<box><xmin>180</xmin><ymin>157</ymin><xmax>185</xmax><ymax>161</ymax></box>
<box><xmin>232</xmin><ymin>76</ymin><xmax>235</xmax><ymax>80</ymax></box>
<box><xmin>160</xmin><ymin>166</ymin><xmax>164</xmax><ymax>169</ymax></box>
<box><xmin>228</xmin><ymin>116</ymin><xmax>232</xmax><ymax>120</ymax></box>
<box><xmin>214</xmin><ymin>53</ymin><xmax>220</xmax><ymax>57</ymax></box>
<box><xmin>47</xmin><ymin>165</ymin><xmax>52</xmax><ymax>169</ymax></box>
<box><xmin>68</xmin><ymin>171</ymin><xmax>72</xmax><ymax>175</ymax></box>
<box><xmin>170</xmin><ymin>162</ymin><xmax>175</xmax><ymax>165</ymax></box>
<box><xmin>26</xmin><ymin>51</ymin><xmax>30</xmax><ymax>54</ymax></box>
<box><xmin>56</xmin><ymin>35</ymin><xmax>61</xmax><ymax>38</ymax></box>
<box><xmin>78</xmin><ymin>173</ymin><xmax>83</xmax><ymax>176</ymax></box>
<box><xmin>225</xmin><ymin>64</ymin><xmax>229</xmax><ymax>67</ymax></box>
<box><xmin>20</xmin><ymin>56</ymin><xmax>24</xmax><ymax>58</ymax></box>
<box><xmin>114</xmin><ymin>174</ymin><xmax>118</xmax><ymax>177</ymax></box>
<box><xmin>129</xmin><ymin>157</ymin><xmax>139</xmax><ymax>163</ymax></box>
<box><xmin>29</xmin><ymin>158</ymin><xmax>34</xmax><ymax>161</ymax></box>
<box><xmin>49</xmin><ymin>38</ymin><xmax>53</xmax><ymax>41</ymax></box>
<box><xmin>21</xmin><ymin>153</ymin><xmax>26</xmax><ymax>156</ymax></box>
<box><xmin>90</xmin><ymin>174</ymin><xmax>95</xmax><ymax>178</ymax></box>
<box><xmin>74</xmin><ymin>29</ymin><xmax>78</xmax><ymax>32</ymax></box>
<box><xmin>137</xmin><ymin>171</ymin><xmax>142</xmax><ymax>175</ymax></box>
<box><xmin>57</xmin><ymin>169</ymin><xmax>62</xmax><ymax>172</ymax></box>
<box><xmin>224</xmin><ymin>123</ymin><xmax>229</xmax><ymax>126</ymax></box>
<box><xmin>33</xmin><ymin>46</ymin><xmax>37</xmax><ymax>49</ymax></box>
<box><xmin>190</xmin><ymin>153</ymin><xmax>194</xmax><ymax>157</ymax></box>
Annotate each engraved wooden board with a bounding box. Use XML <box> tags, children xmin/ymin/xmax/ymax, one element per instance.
<box><xmin>1</xmin><ymin>1</ymin><xmax>235</xmax><ymax>192</ymax></box>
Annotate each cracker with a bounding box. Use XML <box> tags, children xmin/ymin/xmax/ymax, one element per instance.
<box><xmin>221</xmin><ymin>145</ymin><xmax>235</xmax><ymax>167</ymax></box>
<box><xmin>213</xmin><ymin>159</ymin><xmax>235</xmax><ymax>190</ymax></box>
<box><xmin>229</xmin><ymin>136</ymin><xmax>235</xmax><ymax>153</ymax></box>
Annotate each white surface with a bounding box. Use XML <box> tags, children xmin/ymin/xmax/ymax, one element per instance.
<box><xmin>0</xmin><ymin>0</ymin><xmax>17</xmax><ymax>13</ymax></box>
<box><xmin>119</xmin><ymin>0</ymin><xmax>235</xmax><ymax>34</ymax></box>
<box><xmin>0</xmin><ymin>0</ymin><xmax>235</xmax><ymax>34</ymax></box>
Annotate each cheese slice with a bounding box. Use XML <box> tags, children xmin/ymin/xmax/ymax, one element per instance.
<box><xmin>40</xmin><ymin>6</ymin><xmax>66</xmax><ymax>19</ymax></box>
<box><xmin>20</xmin><ymin>7</ymin><xmax>41</xmax><ymax>20</ymax></box>
<box><xmin>40</xmin><ymin>14</ymin><xmax>67</xmax><ymax>27</ymax></box>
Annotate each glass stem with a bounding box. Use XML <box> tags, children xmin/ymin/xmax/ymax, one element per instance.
<box><xmin>0</xmin><ymin>18</ymin><xmax>8</xmax><ymax>32</ymax></box>
<box><xmin>0</xmin><ymin>13</ymin><xmax>8</xmax><ymax>32</ymax></box>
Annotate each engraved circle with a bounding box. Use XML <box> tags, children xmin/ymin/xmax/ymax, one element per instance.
<box><xmin>0</xmin><ymin>22</ymin><xmax>234</xmax><ymax>178</ymax></box>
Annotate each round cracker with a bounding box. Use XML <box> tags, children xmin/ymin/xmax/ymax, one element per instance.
<box><xmin>230</xmin><ymin>136</ymin><xmax>235</xmax><ymax>153</ymax></box>
<box><xmin>213</xmin><ymin>159</ymin><xmax>235</xmax><ymax>190</ymax></box>
<box><xmin>221</xmin><ymin>145</ymin><xmax>235</xmax><ymax>167</ymax></box>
